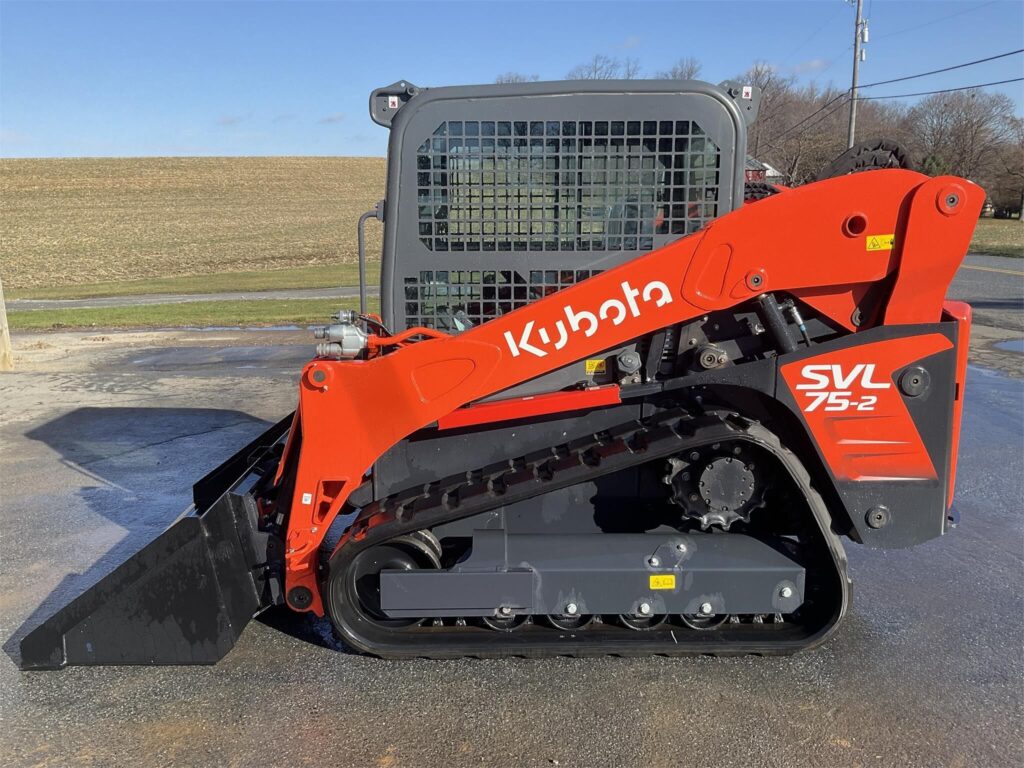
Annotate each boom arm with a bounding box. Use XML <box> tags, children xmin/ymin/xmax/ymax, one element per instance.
<box><xmin>280</xmin><ymin>170</ymin><xmax>982</xmax><ymax>615</ymax></box>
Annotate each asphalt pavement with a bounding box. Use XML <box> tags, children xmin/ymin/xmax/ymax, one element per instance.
<box><xmin>950</xmin><ymin>254</ymin><xmax>1024</xmax><ymax>332</ymax></box>
<box><xmin>0</xmin><ymin>256</ymin><xmax>1021</xmax><ymax>768</ymax></box>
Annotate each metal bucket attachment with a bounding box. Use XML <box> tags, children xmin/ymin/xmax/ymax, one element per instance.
<box><xmin>19</xmin><ymin>415</ymin><xmax>291</xmax><ymax>670</ymax></box>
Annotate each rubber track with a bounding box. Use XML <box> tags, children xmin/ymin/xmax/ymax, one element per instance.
<box><xmin>326</xmin><ymin>409</ymin><xmax>850</xmax><ymax>659</ymax></box>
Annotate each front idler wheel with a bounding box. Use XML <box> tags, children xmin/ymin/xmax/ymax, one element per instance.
<box><xmin>333</xmin><ymin>535</ymin><xmax>441</xmax><ymax>629</ymax></box>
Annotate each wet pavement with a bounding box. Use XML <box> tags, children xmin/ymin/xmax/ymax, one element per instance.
<box><xmin>952</xmin><ymin>255</ymin><xmax>1024</xmax><ymax>333</ymax></box>
<box><xmin>0</xmin><ymin>261</ymin><xmax>1022</xmax><ymax>767</ymax></box>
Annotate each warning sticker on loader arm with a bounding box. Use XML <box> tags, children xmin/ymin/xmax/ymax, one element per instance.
<box><xmin>865</xmin><ymin>233</ymin><xmax>895</xmax><ymax>251</ymax></box>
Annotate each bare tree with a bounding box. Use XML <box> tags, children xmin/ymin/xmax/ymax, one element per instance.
<box><xmin>734</xmin><ymin>62</ymin><xmax>798</xmax><ymax>164</ymax></box>
<box><xmin>566</xmin><ymin>54</ymin><xmax>640</xmax><ymax>80</ymax></box>
<box><xmin>901</xmin><ymin>89</ymin><xmax>1011</xmax><ymax>201</ymax></box>
<box><xmin>621</xmin><ymin>57</ymin><xmax>642</xmax><ymax>79</ymax></box>
<box><xmin>742</xmin><ymin>62</ymin><xmax>911</xmax><ymax>184</ymax></box>
<box><xmin>991</xmin><ymin>114</ymin><xmax>1024</xmax><ymax>215</ymax></box>
<box><xmin>658</xmin><ymin>56</ymin><xmax>702</xmax><ymax>80</ymax></box>
<box><xmin>495</xmin><ymin>72</ymin><xmax>539</xmax><ymax>84</ymax></box>
<box><xmin>538</xmin><ymin>51</ymin><xmax>1020</xmax><ymax>207</ymax></box>
<box><xmin>675</xmin><ymin>57</ymin><xmax>1024</xmax><ymax>199</ymax></box>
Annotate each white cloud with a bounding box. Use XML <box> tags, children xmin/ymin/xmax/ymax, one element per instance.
<box><xmin>790</xmin><ymin>58</ymin><xmax>829</xmax><ymax>74</ymax></box>
<box><xmin>764</xmin><ymin>59</ymin><xmax>830</xmax><ymax>76</ymax></box>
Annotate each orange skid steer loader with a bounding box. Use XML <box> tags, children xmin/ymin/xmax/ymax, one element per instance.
<box><xmin>19</xmin><ymin>79</ymin><xmax>979</xmax><ymax>668</ymax></box>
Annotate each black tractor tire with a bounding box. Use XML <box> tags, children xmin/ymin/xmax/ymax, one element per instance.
<box><xmin>744</xmin><ymin>181</ymin><xmax>782</xmax><ymax>203</ymax></box>
<box><xmin>816</xmin><ymin>139</ymin><xmax>915</xmax><ymax>181</ymax></box>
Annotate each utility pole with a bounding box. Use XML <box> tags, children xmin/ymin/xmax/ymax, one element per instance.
<box><xmin>847</xmin><ymin>0</ymin><xmax>868</xmax><ymax>149</ymax></box>
<box><xmin>0</xmin><ymin>275</ymin><xmax>13</xmax><ymax>372</ymax></box>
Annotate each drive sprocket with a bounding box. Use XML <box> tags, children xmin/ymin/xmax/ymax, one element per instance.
<box><xmin>664</xmin><ymin>444</ymin><xmax>767</xmax><ymax>530</ymax></box>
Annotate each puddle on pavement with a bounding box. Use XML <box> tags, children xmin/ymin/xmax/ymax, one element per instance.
<box><xmin>128</xmin><ymin>345</ymin><xmax>314</xmax><ymax>372</ymax></box>
<box><xmin>993</xmin><ymin>338</ymin><xmax>1024</xmax><ymax>354</ymax></box>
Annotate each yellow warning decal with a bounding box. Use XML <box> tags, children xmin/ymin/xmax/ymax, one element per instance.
<box><xmin>585</xmin><ymin>359</ymin><xmax>607</xmax><ymax>375</ymax></box>
<box><xmin>866</xmin><ymin>233</ymin><xmax>895</xmax><ymax>251</ymax></box>
<box><xmin>649</xmin><ymin>574</ymin><xmax>676</xmax><ymax>590</ymax></box>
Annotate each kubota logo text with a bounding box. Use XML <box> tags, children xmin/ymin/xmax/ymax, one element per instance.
<box><xmin>796</xmin><ymin>363</ymin><xmax>891</xmax><ymax>412</ymax></box>
<box><xmin>504</xmin><ymin>279</ymin><xmax>674</xmax><ymax>358</ymax></box>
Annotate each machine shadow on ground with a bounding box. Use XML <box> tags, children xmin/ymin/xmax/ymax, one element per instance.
<box><xmin>3</xmin><ymin>406</ymin><xmax>328</xmax><ymax>665</ymax></box>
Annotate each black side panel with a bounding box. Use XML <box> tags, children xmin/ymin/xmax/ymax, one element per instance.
<box><xmin>380</xmin><ymin>531</ymin><xmax>806</xmax><ymax>617</ymax></box>
<box><xmin>772</xmin><ymin>322</ymin><xmax>959</xmax><ymax>549</ymax></box>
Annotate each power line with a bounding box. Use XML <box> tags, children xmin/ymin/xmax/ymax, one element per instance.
<box><xmin>764</xmin><ymin>75</ymin><xmax>1022</xmax><ymax>147</ymax></box>
<box><xmin>811</xmin><ymin>43</ymin><xmax>851</xmax><ymax>79</ymax></box>
<box><xmin>762</xmin><ymin>95</ymin><xmax>852</xmax><ymax>151</ymax></box>
<box><xmin>857</xmin><ymin>77</ymin><xmax>1024</xmax><ymax>100</ymax></box>
<box><xmin>794</xmin><ymin>100</ymin><xmax>852</xmax><ymax>142</ymax></box>
<box><xmin>788</xmin><ymin>96</ymin><xmax>852</xmax><ymax>138</ymax></box>
<box><xmin>859</xmin><ymin>49</ymin><xmax>1024</xmax><ymax>89</ymax></box>
<box><xmin>873</xmin><ymin>0</ymin><xmax>998</xmax><ymax>40</ymax></box>
<box><xmin>771</xmin><ymin>91</ymin><xmax>849</xmax><ymax>143</ymax></box>
<box><xmin>759</xmin><ymin>40</ymin><xmax>1022</xmax><ymax>152</ymax></box>
<box><xmin>769</xmin><ymin>49</ymin><xmax>1023</xmax><ymax>143</ymax></box>
<box><xmin>780</xmin><ymin>2</ymin><xmax>848</xmax><ymax>65</ymax></box>
<box><xmin>766</xmin><ymin>74</ymin><xmax>1021</xmax><ymax>148</ymax></box>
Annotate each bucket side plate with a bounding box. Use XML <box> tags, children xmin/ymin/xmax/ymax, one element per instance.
<box><xmin>18</xmin><ymin>415</ymin><xmax>293</xmax><ymax>670</ymax></box>
<box><xmin>19</xmin><ymin>496</ymin><xmax>264</xmax><ymax>669</ymax></box>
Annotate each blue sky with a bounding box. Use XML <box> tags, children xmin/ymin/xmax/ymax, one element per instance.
<box><xmin>1</xmin><ymin>0</ymin><xmax>1022</xmax><ymax>158</ymax></box>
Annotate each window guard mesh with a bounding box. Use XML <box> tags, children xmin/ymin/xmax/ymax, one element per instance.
<box><xmin>404</xmin><ymin>268</ymin><xmax>601</xmax><ymax>330</ymax></box>
<box><xmin>415</xmin><ymin>119</ymin><xmax>722</xmax><ymax>253</ymax></box>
